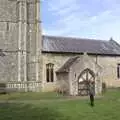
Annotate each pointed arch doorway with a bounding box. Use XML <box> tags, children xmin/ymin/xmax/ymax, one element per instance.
<box><xmin>78</xmin><ymin>68</ymin><xmax>95</xmax><ymax>96</ymax></box>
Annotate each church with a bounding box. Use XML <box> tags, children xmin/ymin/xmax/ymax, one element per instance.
<box><xmin>0</xmin><ymin>0</ymin><xmax>120</xmax><ymax>96</ymax></box>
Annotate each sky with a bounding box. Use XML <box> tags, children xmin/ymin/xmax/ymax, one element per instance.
<box><xmin>41</xmin><ymin>0</ymin><xmax>120</xmax><ymax>43</ymax></box>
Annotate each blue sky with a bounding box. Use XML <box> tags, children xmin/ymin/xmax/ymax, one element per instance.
<box><xmin>41</xmin><ymin>0</ymin><xmax>120</xmax><ymax>42</ymax></box>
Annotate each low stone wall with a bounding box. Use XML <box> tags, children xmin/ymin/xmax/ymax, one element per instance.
<box><xmin>6</xmin><ymin>81</ymin><xmax>41</xmax><ymax>92</ymax></box>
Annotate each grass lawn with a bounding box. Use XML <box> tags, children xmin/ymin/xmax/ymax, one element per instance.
<box><xmin>0</xmin><ymin>89</ymin><xmax>120</xmax><ymax>120</ymax></box>
<box><xmin>0</xmin><ymin>91</ymin><xmax>65</xmax><ymax>100</ymax></box>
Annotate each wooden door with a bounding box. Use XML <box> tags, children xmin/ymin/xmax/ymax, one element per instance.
<box><xmin>78</xmin><ymin>69</ymin><xmax>95</xmax><ymax>96</ymax></box>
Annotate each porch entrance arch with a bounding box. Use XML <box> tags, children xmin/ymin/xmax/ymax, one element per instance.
<box><xmin>78</xmin><ymin>68</ymin><xmax>95</xmax><ymax>96</ymax></box>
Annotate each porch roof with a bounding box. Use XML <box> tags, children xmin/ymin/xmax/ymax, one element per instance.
<box><xmin>56</xmin><ymin>56</ymin><xmax>79</xmax><ymax>73</ymax></box>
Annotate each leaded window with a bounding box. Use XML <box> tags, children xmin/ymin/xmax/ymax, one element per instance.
<box><xmin>46</xmin><ymin>63</ymin><xmax>54</xmax><ymax>82</ymax></box>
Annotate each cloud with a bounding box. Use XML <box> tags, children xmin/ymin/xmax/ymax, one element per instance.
<box><xmin>48</xmin><ymin>0</ymin><xmax>77</xmax><ymax>11</ymax></box>
<box><xmin>42</xmin><ymin>0</ymin><xmax>120</xmax><ymax>43</ymax></box>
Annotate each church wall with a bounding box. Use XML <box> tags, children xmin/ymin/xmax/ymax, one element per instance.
<box><xmin>27</xmin><ymin>0</ymin><xmax>42</xmax><ymax>83</ymax></box>
<box><xmin>0</xmin><ymin>0</ymin><xmax>18</xmax><ymax>82</ymax></box>
<box><xmin>69</xmin><ymin>56</ymin><xmax>94</xmax><ymax>95</ymax></box>
<box><xmin>97</xmin><ymin>56</ymin><xmax>120</xmax><ymax>87</ymax></box>
<box><xmin>56</xmin><ymin>73</ymin><xmax>69</xmax><ymax>94</ymax></box>
<box><xmin>0</xmin><ymin>0</ymin><xmax>18</xmax><ymax>50</ymax></box>
<box><xmin>0</xmin><ymin>0</ymin><xmax>17</xmax><ymax>22</ymax></box>
<box><xmin>42</xmin><ymin>53</ymin><xmax>120</xmax><ymax>92</ymax></box>
<box><xmin>0</xmin><ymin>52</ymin><xmax>18</xmax><ymax>82</ymax></box>
<box><xmin>0</xmin><ymin>0</ymin><xmax>42</xmax><ymax>91</ymax></box>
<box><xmin>69</xmin><ymin>55</ymin><xmax>102</xmax><ymax>95</ymax></box>
<box><xmin>42</xmin><ymin>53</ymin><xmax>78</xmax><ymax>91</ymax></box>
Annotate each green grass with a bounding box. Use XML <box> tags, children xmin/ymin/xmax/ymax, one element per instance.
<box><xmin>0</xmin><ymin>92</ymin><xmax>64</xmax><ymax>100</ymax></box>
<box><xmin>0</xmin><ymin>89</ymin><xmax>120</xmax><ymax>120</ymax></box>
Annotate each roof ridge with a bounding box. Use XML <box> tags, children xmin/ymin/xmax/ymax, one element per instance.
<box><xmin>109</xmin><ymin>39</ymin><xmax>120</xmax><ymax>47</ymax></box>
<box><xmin>42</xmin><ymin>34</ymin><xmax>109</xmax><ymax>42</ymax></box>
<box><xmin>109</xmin><ymin>39</ymin><xmax>120</xmax><ymax>50</ymax></box>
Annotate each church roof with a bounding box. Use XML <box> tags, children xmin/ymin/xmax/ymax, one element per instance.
<box><xmin>56</xmin><ymin>56</ymin><xmax>79</xmax><ymax>73</ymax></box>
<box><xmin>42</xmin><ymin>35</ymin><xmax>120</xmax><ymax>56</ymax></box>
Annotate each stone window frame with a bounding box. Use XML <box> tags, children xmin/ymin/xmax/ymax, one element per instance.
<box><xmin>46</xmin><ymin>63</ymin><xmax>54</xmax><ymax>82</ymax></box>
<box><xmin>117</xmin><ymin>64</ymin><xmax>120</xmax><ymax>79</ymax></box>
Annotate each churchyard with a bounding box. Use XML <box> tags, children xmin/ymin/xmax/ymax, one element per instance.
<box><xmin>0</xmin><ymin>88</ymin><xmax>120</xmax><ymax>120</ymax></box>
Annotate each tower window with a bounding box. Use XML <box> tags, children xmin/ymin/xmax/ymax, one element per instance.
<box><xmin>46</xmin><ymin>63</ymin><xmax>54</xmax><ymax>82</ymax></box>
<box><xmin>117</xmin><ymin>64</ymin><xmax>120</xmax><ymax>79</ymax></box>
<box><xmin>6</xmin><ymin>22</ymin><xmax>9</xmax><ymax>31</ymax></box>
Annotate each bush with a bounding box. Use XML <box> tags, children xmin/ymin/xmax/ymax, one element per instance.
<box><xmin>54</xmin><ymin>86</ymin><xmax>68</xmax><ymax>96</ymax></box>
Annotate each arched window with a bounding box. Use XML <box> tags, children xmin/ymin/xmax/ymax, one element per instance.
<box><xmin>46</xmin><ymin>63</ymin><xmax>54</xmax><ymax>82</ymax></box>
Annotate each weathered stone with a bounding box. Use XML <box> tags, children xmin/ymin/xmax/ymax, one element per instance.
<box><xmin>0</xmin><ymin>0</ymin><xmax>120</xmax><ymax>95</ymax></box>
<box><xmin>42</xmin><ymin>53</ymin><xmax>120</xmax><ymax>95</ymax></box>
<box><xmin>0</xmin><ymin>0</ymin><xmax>41</xmax><ymax>91</ymax></box>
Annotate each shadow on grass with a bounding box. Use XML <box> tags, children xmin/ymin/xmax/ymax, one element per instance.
<box><xmin>0</xmin><ymin>103</ymin><xmax>69</xmax><ymax>120</ymax></box>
